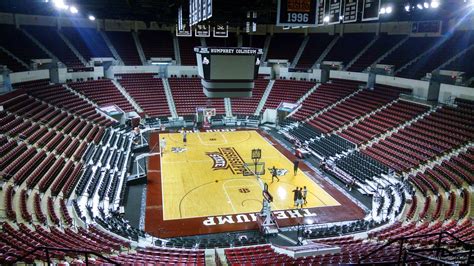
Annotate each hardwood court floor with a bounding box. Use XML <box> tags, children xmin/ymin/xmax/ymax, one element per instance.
<box><xmin>159</xmin><ymin>130</ymin><xmax>340</xmax><ymax>220</ymax></box>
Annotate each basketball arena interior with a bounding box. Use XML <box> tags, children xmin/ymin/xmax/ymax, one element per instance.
<box><xmin>0</xmin><ymin>0</ymin><xmax>473</xmax><ymax>264</ymax></box>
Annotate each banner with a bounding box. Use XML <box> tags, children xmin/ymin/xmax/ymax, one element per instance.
<box><xmin>412</xmin><ymin>21</ymin><xmax>441</xmax><ymax>33</ymax></box>
<box><xmin>316</xmin><ymin>0</ymin><xmax>325</xmax><ymax>25</ymax></box>
<box><xmin>176</xmin><ymin>23</ymin><xmax>192</xmax><ymax>37</ymax></box>
<box><xmin>343</xmin><ymin>0</ymin><xmax>358</xmax><ymax>23</ymax></box>
<box><xmin>362</xmin><ymin>0</ymin><xmax>380</xmax><ymax>21</ymax></box>
<box><xmin>197</xmin><ymin>0</ymin><xmax>202</xmax><ymax>24</ymax></box>
<box><xmin>213</xmin><ymin>23</ymin><xmax>228</xmax><ymax>38</ymax></box>
<box><xmin>178</xmin><ymin>5</ymin><xmax>184</xmax><ymax>31</ymax></box>
<box><xmin>276</xmin><ymin>0</ymin><xmax>318</xmax><ymax>27</ymax></box>
<box><xmin>195</xmin><ymin>23</ymin><xmax>210</xmax><ymax>37</ymax></box>
<box><xmin>190</xmin><ymin>0</ymin><xmax>212</xmax><ymax>26</ymax></box>
<box><xmin>326</xmin><ymin>0</ymin><xmax>342</xmax><ymax>24</ymax></box>
<box><xmin>202</xmin><ymin>0</ymin><xmax>213</xmax><ymax>20</ymax></box>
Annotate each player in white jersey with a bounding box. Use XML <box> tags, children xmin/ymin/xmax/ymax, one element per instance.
<box><xmin>181</xmin><ymin>128</ymin><xmax>187</xmax><ymax>146</ymax></box>
<box><xmin>160</xmin><ymin>137</ymin><xmax>166</xmax><ymax>156</ymax></box>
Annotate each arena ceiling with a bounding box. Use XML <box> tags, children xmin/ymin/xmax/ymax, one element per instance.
<box><xmin>0</xmin><ymin>0</ymin><xmax>469</xmax><ymax>26</ymax></box>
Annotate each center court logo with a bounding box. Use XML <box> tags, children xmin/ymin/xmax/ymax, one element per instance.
<box><xmin>206</xmin><ymin>147</ymin><xmax>246</xmax><ymax>174</ymax></box>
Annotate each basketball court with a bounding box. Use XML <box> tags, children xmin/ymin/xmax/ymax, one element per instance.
<box><xmin>159</xmin><ymin>130</ymin><xmax>340</xmax><ymax>220</ymax></box>
<box><xmin>145</xmin><ymin>129</ymin><xmax>365</xmax><ymax>238</ymax></box>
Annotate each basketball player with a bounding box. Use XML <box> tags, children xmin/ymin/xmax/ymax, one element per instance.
<box><xmin>297</xmin><ymin>187</ymin><xmax>304</xmax><ymax>208</ymax></box>
<box><xmin>292</xmin><ymin>187</ymin><xmax>299</xmax><ymax>207</ymax></box>
<box><xmin>271</xmin><ymin>166</ymin><xmax>279</xmax><ymax>183</ymax></box>
<box><xmin>302</xmin><ymin>186</ymin><xmax>308</xmax><ymax>205</ymax></box>
<box><xmin>181</xmin><ymin>127</ymin><xmax>187</xmax><ymax>146</ymax></box>
<box><xmin>293</xmin><ymin>159</ymin><xmax>299</xmax><ymax>176</ymax></box>
<box><xmin>160</xmin><ymin>137</ymin><xmax>166</xmax><ymax>156</ymax></box>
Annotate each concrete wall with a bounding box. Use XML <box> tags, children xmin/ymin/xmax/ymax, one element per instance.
<box><xmin>376</xmin><ymin>75</ymin><xmax>430</xmax><ymax>99</ymax></box>
<box><xmin>439</xmin><ymin>83</ymin><xmax>474</xmax><ymax>103</ymax></box>
<box><xmin>58</xmin><ymin>67</ymin><xmax>104</xmax><ymax>83</ymax></box>
<box><xmin>279</xmin><ymin>68</ymin><xmax>322</xmax><ymax>81</ymax></box>
<box><xmin>330</xmin><ymin>70</ymin><xmax>369</xmax><ymax>83</ymax></box>
<box><xmin>15</xmin><ymin>14</ymin><xmax>57</xmax><ymax>27</ymax></box>
<box><xmin>105</xmin><ymin>65</ymin><xmax>199</xmax><ymax>78</ymax></box>
<box><xmin>10</xmin><ymin>69</ymin><xmax>49</xmax><ymax>84</ymax></box>
<box><xmin>0</xmin><ymin>12</ymin><xmax>14</xmax><ymax>25</ymax></box>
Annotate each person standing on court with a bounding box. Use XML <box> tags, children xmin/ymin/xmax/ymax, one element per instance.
<box><xmin>293</xmin><ymin>159</ymin><xmax>300</xmax><ymax>176</ymax></box>
<box><xmin>297</xmin><ymin>187</ymin><xmax>304</xmax><ymax>208</ymax></box>
<box><xmin>302</xmin><ymin>186</ymin><xmax>308</xmax><ymax>205</ymax></box>
<box><xmin>181</xmin><ymin>127</ymin><xmax>187</xmax><ymax>146</ymax></box>
<box><xmin>160</xmin><ymin>137</ymin><xmax>166</xmax><ymax>156</ymax></box>
<box><xmin>271</xmin><ymin>166</ymin><xmax>279</xmax><ymax>182</ymax></box>
<box><xmin>292</xmin><ymin>187</ymin><xmax>299</xmax><ymax>207</ymax></box>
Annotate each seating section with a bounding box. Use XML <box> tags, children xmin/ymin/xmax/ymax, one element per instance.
<box><xmin>422</xmin><ymin>149</ymin><xmax>474</xmax><ymax>191</ymax></box>
<box><xmin>0</xmin><ymin>223</ymin><xmax>130</xmax><ymax>264</ymax></box>
<box><xmin>363</xmin><ymin>105</ymin><xmax>474</xmax><ymax>172</ymax></box>
<box><xmin>61</xmin><ymin>27</ymin><xmax>113</xmax><ymax>60</ymax></box>
<box><xmin>348</xmin><ymin>34</ymin><xmax>405</xmax><ymax>72</ymax></box>
<box><xmin>291</xmin><ymin>79</ymin><xmax>360</xmax><ymax>120</ymax></box>
<box><xmin>108</xmin><ymin>247</ymin><xmax>205</xmax><ymax>265</ymax></box>
<box><xmin>106</xmin><ymin>31</ymin><xmax>142</xmax><ymax>65</ymax></box>
<box><xmin>231</xmin><ymin>76</ymin><xmax>269</xmax><ymax>115</ymax></box>
<box><xmin>16</xmin><ymin>79</ymin><xmax>113</xmax><ymax>126</ymax></box>
<box><xmin>334</xmin><ymin>151</ymin><xmax>389</xmax><ymax>183</ymax></box>
<box><xmin>116</xmin><ymin>73</ymin><xmax>171</xmax><ymax>117</ymax></box>
<box><xmin>443</xmin><ymin>46</ymin><xmax>474</xmax><ymax>78</ymax></box>
<box><xmin>296</xmin><ymin>34</ymin><xmax>336</xmax><ymax>69</ymax></box>
<box><xmin>263</xmin><ymin>79</ymin><xmax>315</xmax><ymax>110</ymax></box>
<box><xmin>398</xmin><ymin>32</ymin><xmax>474</xmax><ymax>79</ymax></box>
<box><xmin>338</xmin><ymin>100</ymin><xmax>430</xmax><ymax>145</ymax></box>
<box><xmin>287</xmin><ymin>123</ymin><xmax>321</xmax><ymax>142</ymax></box>
<box><xmin>68</xmin><ymin>79</ymin><xmax>135</xmax><ymax>113</ymax></box>
<box><xmin>138</xmin><ymin>30</ymin><xmax>175</xmax><ymax>60</ymax></box>
<box><xmin>0</xmin><ymin>24</ymin><xmax>48</xmax><ymax>68</ymax></box>
<box><xmin>324</xmin><ymin>33</ymin><xmax>375</xmax><ymax>65</ymax></box>
<box><xmin>1</xmin><ymin>26</ymin><xmax>474</xmax><ymax>265</ymax></box>
<box><xmin>0</xmin><ymin>48</ymin><xmax>27</xmax><ymax>72</ymax></box>
<box><xmin>380</xmin><ymin>37</ymin><xmax>439</xmax><ymax>71</ymax></box>
<box><xmin>178</xmin><ymin>37</ymin><xmax>201</xmax><ymax>65</ymax></box>
<box><xmin>371</xmin><ymin>220</ymin><xmax>473</xmax><ymax>245</ymax></box>
<box><xmin>0</xmin><ymin>77</ymin><xmax>138</xmax><ymax>265</ymax></box>
<box><xmin>225</xmin><ymin>221</ymin><xmax>473</xmax><ymax>266</ymax></box>
<box><xmin>309</xmin><ymin>85</ymin><xmax>410</xmax><ymax>133</ymax></box>
<box><xmin>168</xmin><ymin>77</ymin><xmax>225</xmax><ymax>115</ymax></box>
<box><xmin>309</xmin><ymin>134</ymin><xmax>355</xmax><ymax>158</ymax></box>
<box><xmin>266</xmin><ymin>33</ymin><xmax>304</xmax><ymax>62</ymax></box>
<box><xmin>23</xmin><ymin>25</ymin><xmax>84</xmax><ymax>68</ymax></box>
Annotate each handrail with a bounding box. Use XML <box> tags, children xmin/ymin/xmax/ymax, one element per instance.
<box><xmin>9</xmin><ymin>246</ymin><xmax>119</xmax><ymax>265</ymax></box>
<box><xmin>358</xmin><ymin>230</ymin><xmax>473</xmax><ymax>264</ymax></box>
<box><xmin>403</xmin><ymin>250</ymin><xmax>456</xmax><ymax>265</ymax></box>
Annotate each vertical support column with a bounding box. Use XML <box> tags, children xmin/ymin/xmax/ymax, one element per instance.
<box><xmin>0</xmin><ymin>67</ymin><xmax>12</xmax><ymax>94</ymax></box>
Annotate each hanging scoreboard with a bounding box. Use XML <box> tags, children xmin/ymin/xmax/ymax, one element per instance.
<box><xmin>277</xmin><ymin>0</ymin><xmax>318</xmax><ymax>27</ymax></box>
<box><xmin>343</xmin><ymin>0</ymin><xmax>358</xmax><ymax>23</ymax></box>
<box><xmin>362</xmin><ymin>0</ymin><xmax>380</xmax><ymax>21</ymax></box>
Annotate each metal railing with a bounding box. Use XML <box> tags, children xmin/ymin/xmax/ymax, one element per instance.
<box><xmin>358</xmin><ymin>230</ymin><xmax>473</xmax><ymax>264</ymax></box>
<box><xmin>9</xmin><ymin>246</ymin><xmax>119</xmax><ymax>265</ymax></box>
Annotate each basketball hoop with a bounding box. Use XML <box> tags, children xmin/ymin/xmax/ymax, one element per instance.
<box><xmin>196</xmin><ymin>107</ymin><xmax>216</xmax><ymax>129</ymax></box>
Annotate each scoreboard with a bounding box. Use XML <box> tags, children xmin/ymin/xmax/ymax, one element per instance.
<box><xmin>277</xmin><ymin>0</ymin><xmax>318</xmax><ymax>26</ymax></box>
<box><xmin>276</xmin><ymin>0</ymin><xmax>380</xmax><ymax>26</ymax></box>
<box><xmin>194</xmin><ymin>47</ymin><xmax>263</xmax><ymax>98</ymax></box>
